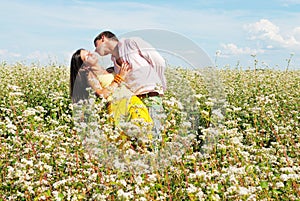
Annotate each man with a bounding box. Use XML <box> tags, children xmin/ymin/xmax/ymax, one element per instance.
<box><xmin>94</xmin><ymin>31</ymin><xmax>167</xmax><ymax>141</ymax></box>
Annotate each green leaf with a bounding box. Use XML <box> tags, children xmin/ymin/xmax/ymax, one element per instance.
<box><xmin>58</xmin><ymin>193</ymin><xmax>64</xmax><ymax>199</ymax></box>
<box><xmin>272</xmin><ymin>189</ymin><xmax>282</xmax><ymax>195</ymax></box>
<box><xmin>260</xmin><ymin>181</ymin><xmax>268</xmax><ymax>189</ymax></box>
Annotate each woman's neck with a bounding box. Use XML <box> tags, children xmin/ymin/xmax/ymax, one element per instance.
<box><xmin>89</xmin><ymin>64</ymin><xmax>108</xmax><ymax>74</ymax></box>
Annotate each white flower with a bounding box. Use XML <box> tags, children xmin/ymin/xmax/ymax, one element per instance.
<box><xmin>195</xmin><ymin>171</ymin><xmax>206</xmax><ymax>178</ymax></box>
<box><xmin>194</xmin><ymin>94</ymin><xmax>204</xmax><ymax>99</ymax></box>
<box><xmin>23</xmin><ymin>108</ymin><xmax>37</xmax><ymax>116</ymax></box>
<box><xmin>88</xmin><ymin>97</ymin><xmax>95</xmax><ymax>105</ymax></box>
<box><xmin>119</xmin><ymin>179</ymin><xmax>127</xmax><ymax>187</ymax></box>
<box><xmin>52</xmin><ymin>191</ymin><xmax>62</xmax><ymax>201</ymax></box>
<box><xmin>212</xmin><ymin>109</ymin><xmax>224</xmax><ymax>119</ymax></box>
<box><xmin>189</xmin><ymin>173</ymin><xmax>196</xmax><ymax>179</ymax></box>
<box><xmin>7</xmin><ymin>166</ymin><xmax>14</xmax><ymax>173</ymax></box>
<box><xmin>280</xmin><ymin>167</ymin><xmax>294</xmax><ymax>173</ymax></box>
<box><xmin>246</xmin><ymin>194</ymin><xmax>257</xmax><ymax>201</ymax></box>
<box><xmin>135</xmin><ymin>186</ymin><xmax>146</xmax><ymax>195</ymax></box>
<box><xmin>35</xmin><ymin>106</ymin><xmax>46</xmax><ymax>112</ymax></box>
<box><xmin>201</xmin><ymin>110</ymin><xmax>209</xmax><ymax>117</ymax></box>
<box><xmin>232</xmin><ymin>137</ymin><xmax>241</xmax><ymax>144</ymax></box>
<box><xmin>182</xmin><ymin>121</ymin><xmax>192</xmax><ymax>128</ymax></box>
<box><xmin>117</xmin><ymin>189</ymin><xmax>133</xmax><ymax>200</ymax></box>
<box><xmin>34</xmin><ymin>116</ymin><xmax>43</xmax><ymax>122</ymax></box>
<box><xmin>211</xmin><ymin>194</ymin><xmax>220</xmax><ymax>200</ymax></box>
<box><xmin>21</xmin><ymin>158</ymin><xmax>33</xmax><ymax>167</ymax></box>
<box><xmin>7</xmin><ymin>166</ymin><xmax>15</xmax><ymax>179</ymax></box>
<box><xmin>239</xmin><ymin>187</ymin><xmax>249</xmax><ymax>195</ymax></box>
<box><xmin>233</xmin><ymin>107</ymin><xmax>242</xmax><ymax>112</ymax></box>
<box><xmin>196</xmin><ymin>189</ymin><xmax>205</xmax><ymax>200</ymax></box>
<box><xmin>205</xmin><ymin>101</ymin><xmax>214</xmax><ymax>107</ymax></box>
<box><xmin>229</xmin><ymin>174</ymin><xmax>237</xmax><ymax>184</ymax></box>
<box><xmin>8</xmin><ymin>85</ymin><xmax>21</xmax><ymax>91</ymax></box>
<box><xmin>53</xmin><ymin>180</ymin><xmax>67</xmax><ymax>189</ymax></box>
<box><xmin>135</xmin><ymin>175</ymin><xmax>143</xmax><ymax>185</ymax></box>
<box><xmin>187</xmin><ymin>184</ymin><xmax>197</xmax><ymax>193</ymax></box>
<box><xmin>147</xmin><ymin>174</ymin><xmax>157</xmax><ymax>182</ymax></box>
<box><xmin>9</xmin><ymin>92</ymin><xmax>24</xmax><ymax>96</ymax></box>
<box><xmin>6</xmin><ymin>122</ymin><xmax>17</xmax><ymax>131</ymax></box>
<box><xmin>275</xmin><ymin>182</ymin><xmax>284</xmax><ymax>188</ymax></box>
<box><xmin>280</xmin><ymin>174</ymin><xmax>288</xmax><ymax>181</ymax></box>
<box><xmin>227</xmin><ymin>186</ymin><xmax>237</xmax><ymax>194</ymax></box>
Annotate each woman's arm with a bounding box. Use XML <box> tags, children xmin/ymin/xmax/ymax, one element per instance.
<box><xmin>94</xmin><ymin>62</ymin><xmax>131</xmax><ymax>99</ymax></box>
<box><xmin>86</xmin><ymin>72</ymin><xmax>103</xmax><ymax>96</ymax></box>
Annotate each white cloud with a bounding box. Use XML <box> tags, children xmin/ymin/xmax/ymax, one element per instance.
<box><xmin>244</xmin><ymin>19</ymin><xmax>300</xmax><ymax>48</ymax></box>
<box><xmin>26</xmin><ymin>51</ymin><xmax>50</xmax><ymax>60</ymax></box>
<box><xmin>25</xmin><ymin>51</ymin><xmax>62</xmax><ymax>65</ymax></box>
<box><xmin>0</xmin><ymin>49</ymin><xmax>21</xmax><ymax>58</ymax></box>
<box><xmin>220</xmin><ymin>43</ymin><xmax>264</xmax><ymax>56</ymax></box>
<box><xmin>293</xmin><ymin>27</ymin><xmax>300</xmax><ymax>42</ymax></box>
<box><xmin>280</xmin><ymin>0</ymin><xmax>300</xmax><ymax>6</ymax></box>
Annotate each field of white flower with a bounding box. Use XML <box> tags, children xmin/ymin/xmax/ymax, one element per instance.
<box><xmin>0</xmin><ymin>62</ymin><xmax>299</xmax><ymax>200</ymax></box>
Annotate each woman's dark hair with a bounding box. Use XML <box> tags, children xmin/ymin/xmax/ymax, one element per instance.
<box><xmin>94</xmin><ymin>31</ymin><xmax>118</xmax><ymax>47</ymax></box>
<box><xmin>70</xmin><ymin>48</ymin><xmax>89</xmax><ymax>103</ymax></box>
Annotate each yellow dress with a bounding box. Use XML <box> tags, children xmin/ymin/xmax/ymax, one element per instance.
<box><xmin>97</xmin><ymin>74</ymin><xmax>153</xmax><ymax>126</ymax></box>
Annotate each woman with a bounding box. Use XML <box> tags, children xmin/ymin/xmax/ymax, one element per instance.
<box><xmin>70</xmin><ymin>48</ymin><xmax>153</xmax><ymax>126</ymax></box>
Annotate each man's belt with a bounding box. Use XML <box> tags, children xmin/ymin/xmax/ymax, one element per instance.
<box><xmin>136</xmin><ymin>92</ymin><xmax>160</xmax><ymax>99</ymax></box>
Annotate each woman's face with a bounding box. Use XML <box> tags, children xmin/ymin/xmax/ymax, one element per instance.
<box><xmin>80</xmin><ymin>49</ymin><xmax>98</xmax><ymax>66</ymax></box>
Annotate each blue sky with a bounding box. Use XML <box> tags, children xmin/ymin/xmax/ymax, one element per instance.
<box><xmin>1</xmin><ymin>0</ymin><xmax>300</xmax><ymax>70</ymax></box>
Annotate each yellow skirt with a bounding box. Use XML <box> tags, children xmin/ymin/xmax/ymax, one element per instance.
<box><xmin>109</xmin><ymin>95</ymin><xmax>153</xmax><ymax>126</ymax></box>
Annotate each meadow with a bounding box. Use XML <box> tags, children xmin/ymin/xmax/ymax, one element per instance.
<box><xmin>0</xmin><ymin>62</ymin><xmax>299</xmax><ymax>200</ymax></box>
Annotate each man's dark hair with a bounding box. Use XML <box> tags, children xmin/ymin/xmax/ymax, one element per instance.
<box><xmin>94</xmin><ymin>31</ymin><xmax>118</xmax><ymax>46</ymax></box>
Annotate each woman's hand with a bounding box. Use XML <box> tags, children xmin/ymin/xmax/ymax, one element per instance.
<box><xmin>118</xmin><ymin>61</ymin><xmax>132</xmax><ymax>79</ymax></box>
<box><xmin>95</xmin><ymin>88</ymin><xmax>112</xmax><ymax>99</ymax></box>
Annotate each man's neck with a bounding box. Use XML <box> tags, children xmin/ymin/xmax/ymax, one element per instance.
<box><xmin>111</xmin><ymin>41</ymin><xmax>120</xmax><ymax>59</ymax></box>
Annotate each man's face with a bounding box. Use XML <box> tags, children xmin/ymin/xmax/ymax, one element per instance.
<box><xmin>95</xmin><ymin>39</ymin><xmax>107</xmax><ymax>56</ymax></box>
